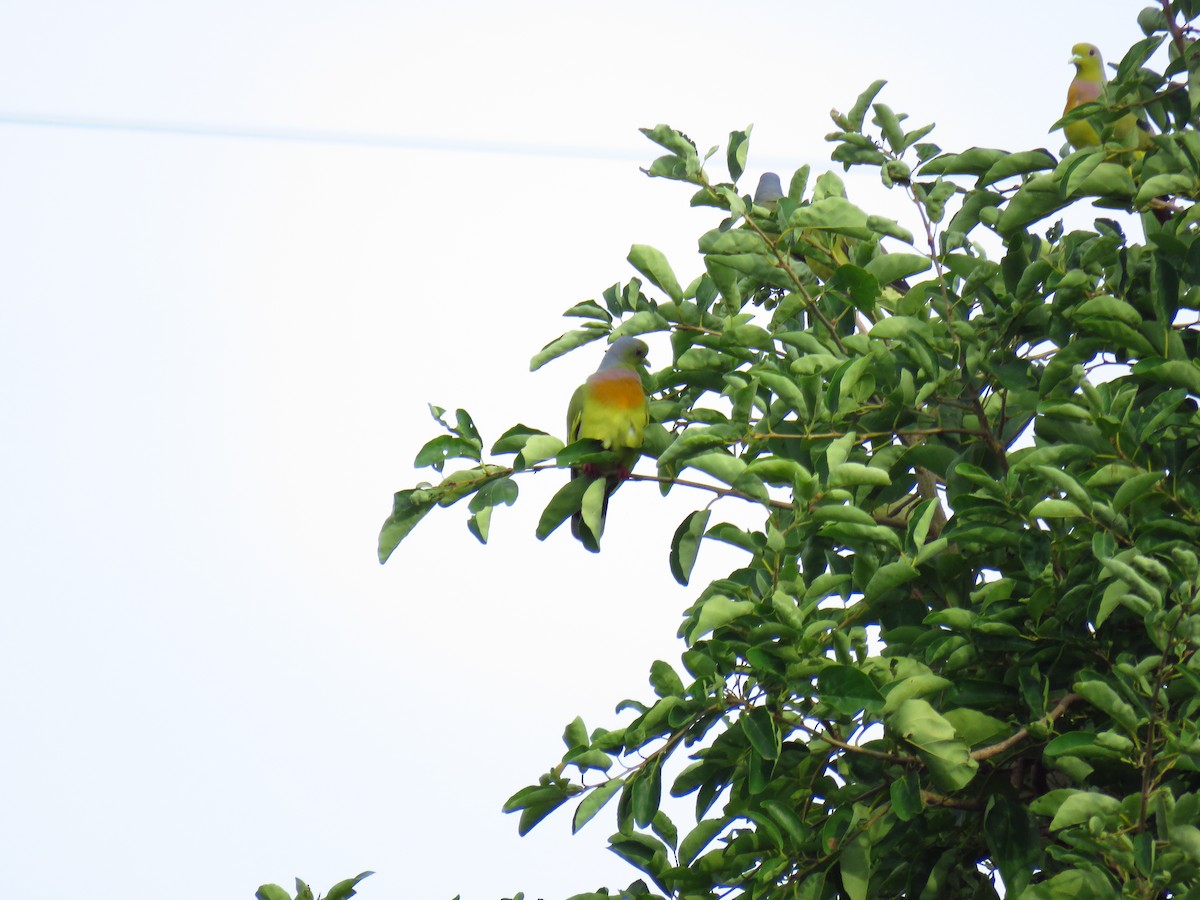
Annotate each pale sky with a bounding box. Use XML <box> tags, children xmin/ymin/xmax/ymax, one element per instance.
<box><xmin>0</xmin><ymin>2</ymin><xmax>1148</xmax><ymax>896</ymax></box>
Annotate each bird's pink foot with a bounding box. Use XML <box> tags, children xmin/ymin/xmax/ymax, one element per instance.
<box><xmin>581</xmin><ymin>462</ymin><xmax>601</xmax><ymax>478</ymax></box>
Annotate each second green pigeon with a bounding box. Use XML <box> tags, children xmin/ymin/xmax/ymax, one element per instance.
<box><xmin>567</xmin><ymin>336</ymin><xmax>650</xmax><ymax>551</ymax></box>
<box><xmin>1063</xmin><ymin>42</ymin><xmax>1150</xmax><ymax>151</ymax></box>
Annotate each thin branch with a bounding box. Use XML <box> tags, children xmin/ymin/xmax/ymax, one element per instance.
<box><xmin>803</xmin><ymin>719</ymin><xmax>919</xmax><ymax>765</ymax></box>
<box><xmin>752</xmin><ymin>426</ymin><xmax>982</xmax><ymax>441</ymax></box>
<box><xmin>739</xmin><ymin>211</ymin><xmax>849</xmax><ymax>354</ymax></box>
<box><xmin>628</xmin><ymin>472</ymin><xmax>792</xmax><ymax>510</ymax></box>
<box><xmin>921</xmin><ymin>790</ymin><xmax>984</xmax><ymax>811</ymax></box>
<box><xmin>1161</xmin><ymin>0</ymin><xmax>1189</xmax><ymax>57</ymax></box>
<box><xmin>972</xmin><ymin>693</ymin><xmax>1083</xmax><ymax>762</ymax></box>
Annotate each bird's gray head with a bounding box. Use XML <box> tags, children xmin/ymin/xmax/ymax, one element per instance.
<box><xmin>754</xmin><ymin>172</ymin><xmax>784</xmax><ymax>205</ymax></box>
<box><xmin>600</xmin><ymin>336</ymin><xmax>650</xmax><ymax>370</ymax></box>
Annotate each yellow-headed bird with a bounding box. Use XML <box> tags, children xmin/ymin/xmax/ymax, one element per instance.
<box><xmin>1064</xmin><ymin>42</ymin><xmax>1150</xmax><ymax>151</ymax></box>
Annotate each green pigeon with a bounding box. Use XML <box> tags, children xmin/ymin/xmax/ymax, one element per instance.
<box><xmin>567</xmin><ymin>336</ymin><xmax>650</xmax><ymax>550</ymax></box>
<box><xmin>753</xmin><ymin>172</ymin><xmax>784</xmax><ymax>209</ymax></box>
<box><xmin>1063</xmin><ymin>42</ymin><xmax>1150</xmax><ymax>151</ymax></box>
<box><xmin>753</xmin><ymin>170</ymin><xmax>910</xmax><ymax>294</ymax></box>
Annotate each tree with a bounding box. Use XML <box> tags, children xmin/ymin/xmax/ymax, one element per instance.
<box><xmin>380</xmin><ymin>5</ymin><xmax>1200</xmax><ymax>897</ymax></box>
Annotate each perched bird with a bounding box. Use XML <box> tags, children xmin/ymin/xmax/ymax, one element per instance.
<box><xmin>567</xmin><ymin>336</ymin><xmax>650</xmax><ymax>550</ymax></box>
<box><xmin>752</xmin><ymin>170</ymin><xmax>909</xmax><ymax>296</ymax></box>
<box><xmin>754</xmin><ymin>172</ymin><xmax>784</xmax><ymax>210</ymax></box>
<box><xmin>1063</xmin><ymin>42</ymin><xmax>1150</xmax><ymax>151</ymax></box>
<box><xmin>751</xmin><ymin>171</ymin><xmax>848</xmax><ymax>281</ymax></box>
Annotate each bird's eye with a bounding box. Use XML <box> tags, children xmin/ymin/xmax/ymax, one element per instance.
<box><xmin>1089</xmin><ymin>48</ymin><xmax>1096</xmax><ymax>55</ymax></box>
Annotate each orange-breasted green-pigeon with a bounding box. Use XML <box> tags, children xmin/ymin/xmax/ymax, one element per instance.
<box><xmin>567</xmin><ymin>336</ymin><xmax>650</xmax><ymax>550</ymax></box>
<box><xmin>1063</xmin><ymin>42</ymin><xmax>1151</xmax><ymax>151</ymax></box>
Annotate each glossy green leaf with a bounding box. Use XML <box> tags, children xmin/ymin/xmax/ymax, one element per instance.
<box><xmin>628</xmin><ymin>244</ymin><xmax>684</xmax><ymax>303</ymax></box>
<box><xmin>530</xmin><ymin>327</ymin><xmax>608</xmax><ymax>371</ymax></box>
<box><xmin>536</xmin><ymin>477</ymin><xmax>593</xmax><ymax>541</ymax></box>
<box><xmin>572</xmin><ymin>778</ymin><xmax>625</xmax><ymax>833</ymax></box>
<box><xmin>670</xmin><ymin>509</ymin><xmax>711</xmax><ymax>586</ymax></box>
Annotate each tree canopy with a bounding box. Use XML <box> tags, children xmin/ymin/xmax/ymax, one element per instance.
<box><xmin>380</xmin><ymin>5</ymin><xmax>1200</xmax><ymax>897</ymax></box>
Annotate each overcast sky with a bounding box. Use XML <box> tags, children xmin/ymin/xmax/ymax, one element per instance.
<box><xmin>0</xmin><ymin>2</ymin><xmax>1152</xmax><ymax>897</ymax></box>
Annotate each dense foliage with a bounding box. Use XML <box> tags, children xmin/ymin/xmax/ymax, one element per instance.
<box><xmin>381</xmin><ymin>4</ymin><xmax>1200</xmax><ymax>897</ymax></box>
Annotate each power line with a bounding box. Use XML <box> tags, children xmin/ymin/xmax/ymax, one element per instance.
<box><xmin>0</xmin><ymin>112</ymin><xmax>819</xmax><ymax>174</ymax></box>
<box><xmin>0</xmin><ymin>111</ymin><xmax>651</xmax><ymax>162</ymax></box>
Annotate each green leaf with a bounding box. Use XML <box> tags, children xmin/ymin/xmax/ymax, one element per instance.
<box><xmin>562</xmin><ymin>300</ymin><xmax>612</xmax><ymax>321</ymax></box>
<box><xmin>566</xmin><ymin>749</ymin><xmax>613</xmax><ymax>773</ymax></box>
<box><xmin>996</xmin><ymin>174</ymin><xmax>1068</xmax><ymax>234</ymax></box>
<box><xmin>742</xmin><ymin>707</ymin><xmax>780</xmax><ymax>760</ymax></box>
<box><xmin>580</xmin><ymin>477</ymin><xmax>606</xmax><ymax>542</ymax></box>
<box><xmin>492</xmin><ymin>424</ymin><xmax>551</xmax><ymax>455</ymax></box>
<box><xmin>640</xmin><ymin>124</ymin><xmax>698</xmax><ymax>159</ymax></box>
<box><xmin>516</xmin><ymin>791</ymin><xmax>571</xmax><ymax>835</ymax></box>
<box><xmin>612</xmin><ymin>309</ymin><xmax>670</xmax><ymax>337</ymax></box>
<box><xmin>819</xmin><ymin>664</ymin><xmax>884</xmax><ymax>714</ymax></box>
<box><xmin>918</xmin><ymin>147</ymin><xmax>1007</xmax><ymax>177</ymax></box>
<box><xmin>256</xmin><ymin>887</ymin><xmax>293</xmax><ymax>900</ymax></box>
<box><xmin>788</xmin><ymin>197</ymin><xmax>873</xmax><ymax>238</ymax></box>
<box><xmin>563</xmin><ymin>716</ymin><xmax>589</xmax><ymax>749</ymax></box>
<box><xmin>687</xmin><ymin>594</ymin><xmax>756</xmax><ymax>642</ymax></box>
<box><xmin>840</xmin><ymin>832</ymin><xmax>871</xmax><ymax>900</ymax></box>
<box><xmin>679</xmin><ymin>817</ymin><xmax>728</xmax><ymax>866</ymax></box>
<box><xmin>890</xmin><ymin>772</ymin><xmax>923</xmax><ymax>821</ymax></box>
<box><xmin>1030</xmin><ymin>499</ymin><xmax>1085</xmax><ymax>519</ymax></box>
<box><xmin>828</xmin><ymin>462</ymin><xmax>891</xmax><ymax>488</ymax></box>
<box><xmin>413</xmin><ymin>434</ymin><xmax>479</xmax><ymax>472</ymax></box>
<box><xmin>536</xmin><ymin>477</ymin><xmax>593</xmax><ymax>541</ymax></box>
<box><xmin>1134</xmin><ymin>172</ymin><xmax>1197</xmax><ymax>206</ymax></box>
<box><xmin>864</xmin><ymin>253</ymin><xmax>930</xmax><ymax>284</ymax></box>
<box><xmin>669</xmin><ymin>509</ymin><xmax>711</xmax><ymax>586</ymax></box>
<box><xmin>1069</xmin><ymin>294</ymin><xmax>1143</xmax><ymax>327</ymax></box>
<box><xmin>1074</xmin><ymin>679</ymin><xmax>1141</xmax><ymax>735</ymax></box>
<box><xmin>869</xmin><ymin>315</ymin><xmax>929</xmax><ymax>340</ymax></box>
<box><xmin>572</xmin><ymin>778</ymin><xmax>624</xmax><ymax>833</ymax></box>
<box><xmin>516</xmin><ymin>435</ymin><xmax>565</xmax><ymax>468</ymax></box>
<box><xmin>698</xmin><ymin>228</ymin><xmax>770</xmax><ymax>255</ymax></box>
<box><xmin>323</xmin><ymin>872</ymin><xmax>374</xmax><ymax>900</ymax></box>
<box><xmin>866</xmin><ymin>215</ymin><xmax>915</xmax><ymax>243</ymax></box>
<box><xmin>631</xmin><ymin>758</ymin><xmax>663</xmax><ymax>827</ymax></box>
<box><xmin>979</xmin><ymin>149</ymin><xmax>1057</xmax><ymax>185</ymax></box>
<box><xmin>846</xmin><ymin>80</ymin><xmax>888</xmax><ymax>132</ymax></box>
<box><xmin>1113</xmin><ymin>470</ymin><xmax>1164</xmax><ymax>512</ymax></box>
<box><xmin>649</xmin><ymin>660</ymin><xmax>685</xmax><ymax>698</ymax></box>
<box><xmin>627</xmin><ymin>244</ymin><xmax>683</xmax><ymax>303</ymax></box>
<box><xmin>865</xmin><ymin>560</ymin><xmax>919</xmax><ymax>603</ymax></box>
<box><xmin>727</xmin><ymin>126</ymin><xmax>751</xmax><ymax>182</ymax></box>
<box><xmin>530</xmin><ymin>327</ymin><xmax>608</xmax><ymax>371</ymax></box>
<box><xmin>761</xmin><ymin>798</ymin><xmax>808</xmax><ymax>845</ymax></box>
<box><xmin>890</xmin><ymin>698</ymin><xmax>979</xmax><ymax>791</ymax></box>
<box><xmin>941</xmin><ymin>708</ymin><xmax>1008</xmax><ymax>746</ymax></box>
<box><xmin>378</xmin><ymin>489</ymin><xmax>437</xmax><ymax>563</ymax></box>
<box><xmin>607</xmin><ymin>832</ymin><xmax>669</xmax><ymax>891</ymax></box>
<box><xmin>872</xmin><ymin>102</ymin><xmax>906</xmax><ymax>153</ymax></box>
<box><xmin>1132</xmin><ymin>357</ymin><xmax>1200</xmax><ymax>394</ymax></box>
<box><xmin>1048</xmin><ymin>790</ymin><xmax>1122</xmax><ymax>831</ymax></box>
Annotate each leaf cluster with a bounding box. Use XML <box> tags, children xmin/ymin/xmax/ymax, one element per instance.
<box><xmin>382</xmin><ymin>6</ymin><xmax>1200</xmax><ymax>898</ymax></box>
<box><xmin>255</xmin><ymin>872</ymin><xmax>373</xmax><ymax>900</ymax></box>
